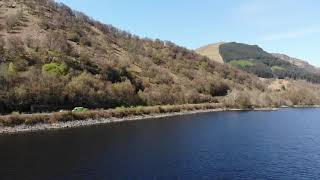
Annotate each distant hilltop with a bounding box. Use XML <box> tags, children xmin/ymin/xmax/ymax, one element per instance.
<box><xmin>195</xmin><ymin>42</ymin><xmax>226</xmax><ymax>63</ymax></box>
<box><xmin>271</xmin><ymin>53</ymin><xmax>320</xmax><ymax>75</ymax></box>
<box><xmin>196</xmin><ymin>42</ymin><xmax>320</xmax><ymax>82</ymax></box>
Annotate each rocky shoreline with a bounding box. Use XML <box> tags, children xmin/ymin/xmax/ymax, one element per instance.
<box><xmin>0</xmin><ymin>108</ymin><xmax>279</xmax><ymax>135</ymax></box>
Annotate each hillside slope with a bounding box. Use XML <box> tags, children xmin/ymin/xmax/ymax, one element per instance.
<box><xmin>272</xmin><ymin>53</ymin><xmax>320</xmax><ymax>74</ymax></box>
<box><xmin>0</xmin><ymin>0</ymin><xmax>263</xmax><ymax>113</ymax></box>
<box><xmin>0</xmin><ymin>0</ymin><xmax>320</xmax><ymax>114</ymax></box>
<box><xmin>195</xmin><ymin>42</ymin><xmax>225</xmax><ymax>63</ymax></box>
<box><xmin>197</xmin><ymin>42</ymin><xmax>320</xmax><ymax>83</ymax></box>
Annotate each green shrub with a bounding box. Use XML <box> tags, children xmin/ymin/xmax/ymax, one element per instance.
<box><xmin>42</xmin><ymin>63</ymin><xmax>68</xmax><ymax>76</ymax></box>
<box><xmin>8</xmin><ymin>62</ymin><xmax>17</xmax><ymax>74</ymax></box>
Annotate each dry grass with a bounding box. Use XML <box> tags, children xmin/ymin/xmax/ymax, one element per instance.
<box><xmin>0</xmin><ymin>103</ymin><xmax>224</xmax><ymax>127</ymax></box>
<box><xmin>0</xmin><ymin>114</ymin><xmax>50</xmax><ymax>127</ymax></box>
<box><xmin>268</xmin><ymin>79</ymin><xmax>291</xmax><ymax>91</ymax></box>
<box><xmin>195</xmin><ymin>42</ymin><xmax>226</xmax><ymax>63</ymax></box>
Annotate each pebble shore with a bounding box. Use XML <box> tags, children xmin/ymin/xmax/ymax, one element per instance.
<box><xmin>0</xmin><ymin>108</ymin><xmax>279</xmax><ymax>135</ymax></box>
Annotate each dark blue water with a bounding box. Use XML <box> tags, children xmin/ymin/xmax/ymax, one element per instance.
<box><xmin>1</xmin><ymin>108</ymin><xmax>320</xmax><ymax>179</ymax></box>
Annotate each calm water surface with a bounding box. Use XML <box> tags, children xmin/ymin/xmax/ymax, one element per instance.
<box><xmin>1</xmin><ymin>108</ymin><xmax>320</xmax><ymax>179</ymax></box>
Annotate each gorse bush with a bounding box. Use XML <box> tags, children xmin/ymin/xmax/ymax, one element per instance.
<box><xmin>42</xmin><ymin>63</ymin><xmax>68</xmax><ymax>76</ymax></box>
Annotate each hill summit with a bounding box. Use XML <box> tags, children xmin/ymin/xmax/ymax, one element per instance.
<box><xmin>194</xmin><ymin>42</ymin><xmax>225</xmax><ymax>63</ymax></box>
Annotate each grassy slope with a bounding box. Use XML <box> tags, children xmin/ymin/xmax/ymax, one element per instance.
<box><xmin>230</xmin><ymin>60</ymin><xmax>255</xmax><ymax>67</ymax></box>
<box><xmin>195</xmin><ymin>42</ymin><xmax>225</xmax><ymax>63</ymax></box>
<box><xmin>271</xmin><ymin>66</ymin><xmax>285</xmax><ymax>72</ymax></box>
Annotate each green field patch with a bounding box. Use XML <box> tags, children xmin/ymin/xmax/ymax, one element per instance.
<box><xmin>229</xmin><ymin>60</ymin><xmax>255</xmax><ymax>67</ymax></box>
<box><xmin>271</xmin><ymin>66</ymin><xmax>285</xmax><ymax>72</ymax></box>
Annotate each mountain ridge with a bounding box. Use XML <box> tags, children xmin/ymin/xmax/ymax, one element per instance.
<box><xmin>196</xmin><ymin>42</ymin><xmax>320</xmax><ymax>83</ymax></box>
<box><xmin>196</xmin><ymin>42</ymin><xmax>319</xmax><ymax>69</ymax></box>
<box><xmin>271</xmin><ymin>53</ymin><xmax>320</xmax><ymax>74</ymax></box>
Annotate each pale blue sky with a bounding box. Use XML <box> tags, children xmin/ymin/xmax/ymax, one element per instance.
<box><xmin>56</xmin><ymin>0</ymin><xmax>320</xmax><ymax>66</ymax></box>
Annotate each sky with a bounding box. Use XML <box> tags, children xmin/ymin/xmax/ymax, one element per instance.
<box><xmin>56</xmin><ymin>0</ymin><xmax>320</xmax><ymax>66</ymax></box>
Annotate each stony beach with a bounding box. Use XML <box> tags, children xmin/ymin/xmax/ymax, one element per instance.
<box><xmin>0</xmin><ymin>108</ymin><xmax>279</xmax><ymax>135</ymax></box>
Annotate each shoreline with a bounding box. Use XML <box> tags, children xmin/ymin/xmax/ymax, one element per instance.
<box><xmin>0</xmin><ymin>107</ymin><xmax>278</xmax><ymax>135</ymax></box>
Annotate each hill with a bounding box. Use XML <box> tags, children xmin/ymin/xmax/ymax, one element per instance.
<box><xmin>272</xmin><ymin>53</ymin><xmax>320</xmax><ymax>75</ymax></box>
<box><xmin>194</xmin><ymin>42</ymin><xmax>225</xmax><ymax>63</ymax></box>
<box><xmin>0</xmin><ymin>0</ymin><xmax>320</xmax><ymax>114</ymax></box>
<box><xmin>197</xmin><ymin>42</ymin><xmax>320</xmax><ymax>83</ymax></box>
<box><xmin>0</xmin><ymin>0</ymin><xmax>263</xmax><ymax>113</ymax></box>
